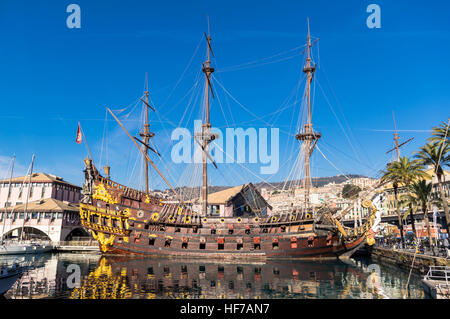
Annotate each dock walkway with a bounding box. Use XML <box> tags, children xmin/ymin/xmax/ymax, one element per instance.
<box><xmin>371</xmin><ymin>246</ymin><xmax>450</xmax><ymax>274</ymax></box>
<box><xmin>53</xmin><ymin>241</ymin><xmax>99</xmax><ymax>253</ymax></box>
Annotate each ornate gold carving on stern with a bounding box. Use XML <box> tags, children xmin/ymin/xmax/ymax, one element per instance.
<box><xmin>93</xmin><ymin>183</ymin><xmax>118</xmax><ymax>204</ymax></box>
<box><xmin>334</xmin><ymin>198</ymin><xmax>379</xmax><ymax>243</ymax></box>
<box><xmin>92</xmin><ymin>230</ymin><xmax>116</xmax><ymax>253</ymax></box>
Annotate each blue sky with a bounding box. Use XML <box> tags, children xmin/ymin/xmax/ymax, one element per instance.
<box><xmin>0</xmin><ymin>0</ymin><xmax>449</xmax><ymax>191</ymax></box>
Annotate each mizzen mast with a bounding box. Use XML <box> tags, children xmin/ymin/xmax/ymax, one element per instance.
<box><xmin>296</xmin><ymin>19</ymin><xmax>321</xmax><ymax>213</ymax></box>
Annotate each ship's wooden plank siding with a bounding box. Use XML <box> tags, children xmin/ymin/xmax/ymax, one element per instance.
<box><xmin>80</xmin><ymin>177</ymin><xmax>368</xmax><ymax>259</ymax></box>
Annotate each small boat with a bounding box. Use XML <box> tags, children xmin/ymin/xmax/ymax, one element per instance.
<box><xmin>0</xmin><ymin>263</ymin><xmax>24</xmax><ymax>295</ymax></box>
<box><xmin>0</xmin><ymin>241</ymin><xmax>53</xmax><ymax>255</ymax></box>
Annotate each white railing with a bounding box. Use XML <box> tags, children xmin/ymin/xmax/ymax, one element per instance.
<box><xmin>54</xmin><ymin>240</ymin><xmax>97</xmax><ymax>247</ymax></box>
<box><xmin>424</xmin><ymin>266</ymin><xmax>450</xmax><ymax>287</ymax></box>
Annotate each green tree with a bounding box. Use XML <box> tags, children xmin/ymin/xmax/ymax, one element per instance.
<box><xmin>428</xmin><ymin>119</ymin><xmax>449</xmax><ymax>145</ymax></box>
<box><xmin>341</xmin><ymin>184</ymin><xmax>361</xmax><ymax>199</ymax></box>
<box><xmin>408</xmin><ymin>180</ymin><xmax>433</xmax><ymax>249</ymax></box>
<box><xmin>381</xmin><ymin>157</ymin><xmax>428</xmax><ymax>245</ymax></box>
<box><xmin>415</xmin><ymin>142</ymin><xmax>450</xmax><ymax>234</ymax></box>
<box><xmin>381</xmin><ymin>162</ymin><xmax>405</xmax><ymax>246</ymax></box>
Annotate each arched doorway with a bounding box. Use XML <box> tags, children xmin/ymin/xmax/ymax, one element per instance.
<box><xmin>64</xmin><ymin>228</ymin><xmax>91</xmax><ymax>241</ymax></box>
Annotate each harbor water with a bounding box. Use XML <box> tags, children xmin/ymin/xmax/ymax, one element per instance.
<box><xmin>1</xmin><ymin>252</ymin><xmax>427</xmax><ymax>299</ymax></box>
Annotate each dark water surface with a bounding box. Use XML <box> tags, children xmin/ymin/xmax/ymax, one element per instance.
<box><xmin>1</xmin><ymin>252</ymin><xmax>427</xmax><ymax>299</ymax></box>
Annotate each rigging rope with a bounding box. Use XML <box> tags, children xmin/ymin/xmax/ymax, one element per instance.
<box><xmin>315</xmin><ymin>144</ymin><xmax>351</xmax><ymax>180</ymax></box>
<box><xmin>216</xmin><ymin>44</ymin><xmax>306</xmax><ymax>73</ymax></box>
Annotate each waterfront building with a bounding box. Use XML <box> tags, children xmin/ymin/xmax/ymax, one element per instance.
<box><xmin>0</xmin><ymin>197</ymin><xmax>89</xmax><ymax>242</ymax></box>
<box><xmin>0</xmin><ymin>173</ymin><xmax>81</xmax><ymax>208</ymax></box>
<box><xmin>380</xmin><ymin>167</ymin><xmax>450</xmax><ymax>220</ymax></box>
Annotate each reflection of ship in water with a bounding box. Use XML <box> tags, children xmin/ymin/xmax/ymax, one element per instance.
<box><xmin>69</xmin><ymin>256</ymin><xmax>421</xmax><ymax>299</ymax></box>
<box><xmin>3</xmin><ymin>254</ymin><xmax>426</xmax><ymax>299</ymax></box>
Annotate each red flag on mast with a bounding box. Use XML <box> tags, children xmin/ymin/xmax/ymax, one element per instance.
<box><xmin>76</xmin><ymin>122</ymin><xmax>82</xmax><ymax>144</ymax></box>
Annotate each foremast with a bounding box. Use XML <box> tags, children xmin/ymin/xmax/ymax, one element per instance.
<box><xmin>295</xmin><ymin>19</ymin><xmax>321</xmax><ymax>213</ymax></box>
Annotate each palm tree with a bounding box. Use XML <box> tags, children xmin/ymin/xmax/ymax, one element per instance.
<box><xmin>428</xmin><ymin>119</ymin><xmax>449</xmax><ymax>145</ymax></box>
<box><xmin>381</xmin><ymin>163</ymin><xmax>405</xmax><ymax>246</ymax></box>
<box><xmin>381</xmin><ymin>157</ymin><xmax>428</xmax><ymax>245</ymax></box>
<box><xmin>415</xmin><ymin>142</ymin><xmax>450</xmax><ymax>234</ymax></box>
<box><xmin>395</xmin><ymin>157</ymin><xmax>428</xmax><ymax>240</ymax></box>
<box><xmin>409</xmin><ymin>180</ymin><xmax>433</xmax><ymax>249</ymax></box>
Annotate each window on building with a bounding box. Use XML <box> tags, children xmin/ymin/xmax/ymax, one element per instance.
<box><xmin>32</xmin><ymin>212</ymin><xmax>38</xmax><ymax>219</ymax></box>
<box><xmin>210</xmin><ymin>205</ymin><xmax>220</xmax><ymax>216</ymax></box>
<box><xmin>44</xmin><ymin>212</ymin><xmax>51</xmax><ymax>219</ymax></box>
<box><xmin>148</xmin><ymin>238</ymin><xmax>155</xmax><ymax>245</ymax></box>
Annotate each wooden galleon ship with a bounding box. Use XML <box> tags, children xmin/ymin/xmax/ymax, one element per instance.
<box><xmin>79</xmin><ymin>22</ymin><xmax>382</xmax><ymax>260</ymax></box>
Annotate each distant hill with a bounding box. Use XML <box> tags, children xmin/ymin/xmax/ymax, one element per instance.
<box><xmin>159</xmin><ymin>174</ymin><xmax>369</xmax><ymax>200</ymax></box>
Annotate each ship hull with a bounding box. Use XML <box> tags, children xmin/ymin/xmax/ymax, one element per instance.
<box><xmin>100</xmin><ymin>235</ymin><xmax>366</xmax><ymax>260</ymax></box>
<box><xmin>79</xmin><ymin>174</ymin><xmax>370</xmax><ymax>261</ymax></box>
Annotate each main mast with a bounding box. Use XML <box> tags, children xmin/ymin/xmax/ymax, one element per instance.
<box><xmin>296</xmin><ymin>19</ymin><xmax>321</xmax><ymax>213</ymax></box>
<box><xmin>140</xmin><ymin>74</ymin><xmax>155</xmax><ymax>194</ymax></box>
<box><xmin>201</xmin><ymin>24</ymin><xmax>215</xmax><ymax>216</ymax></box>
